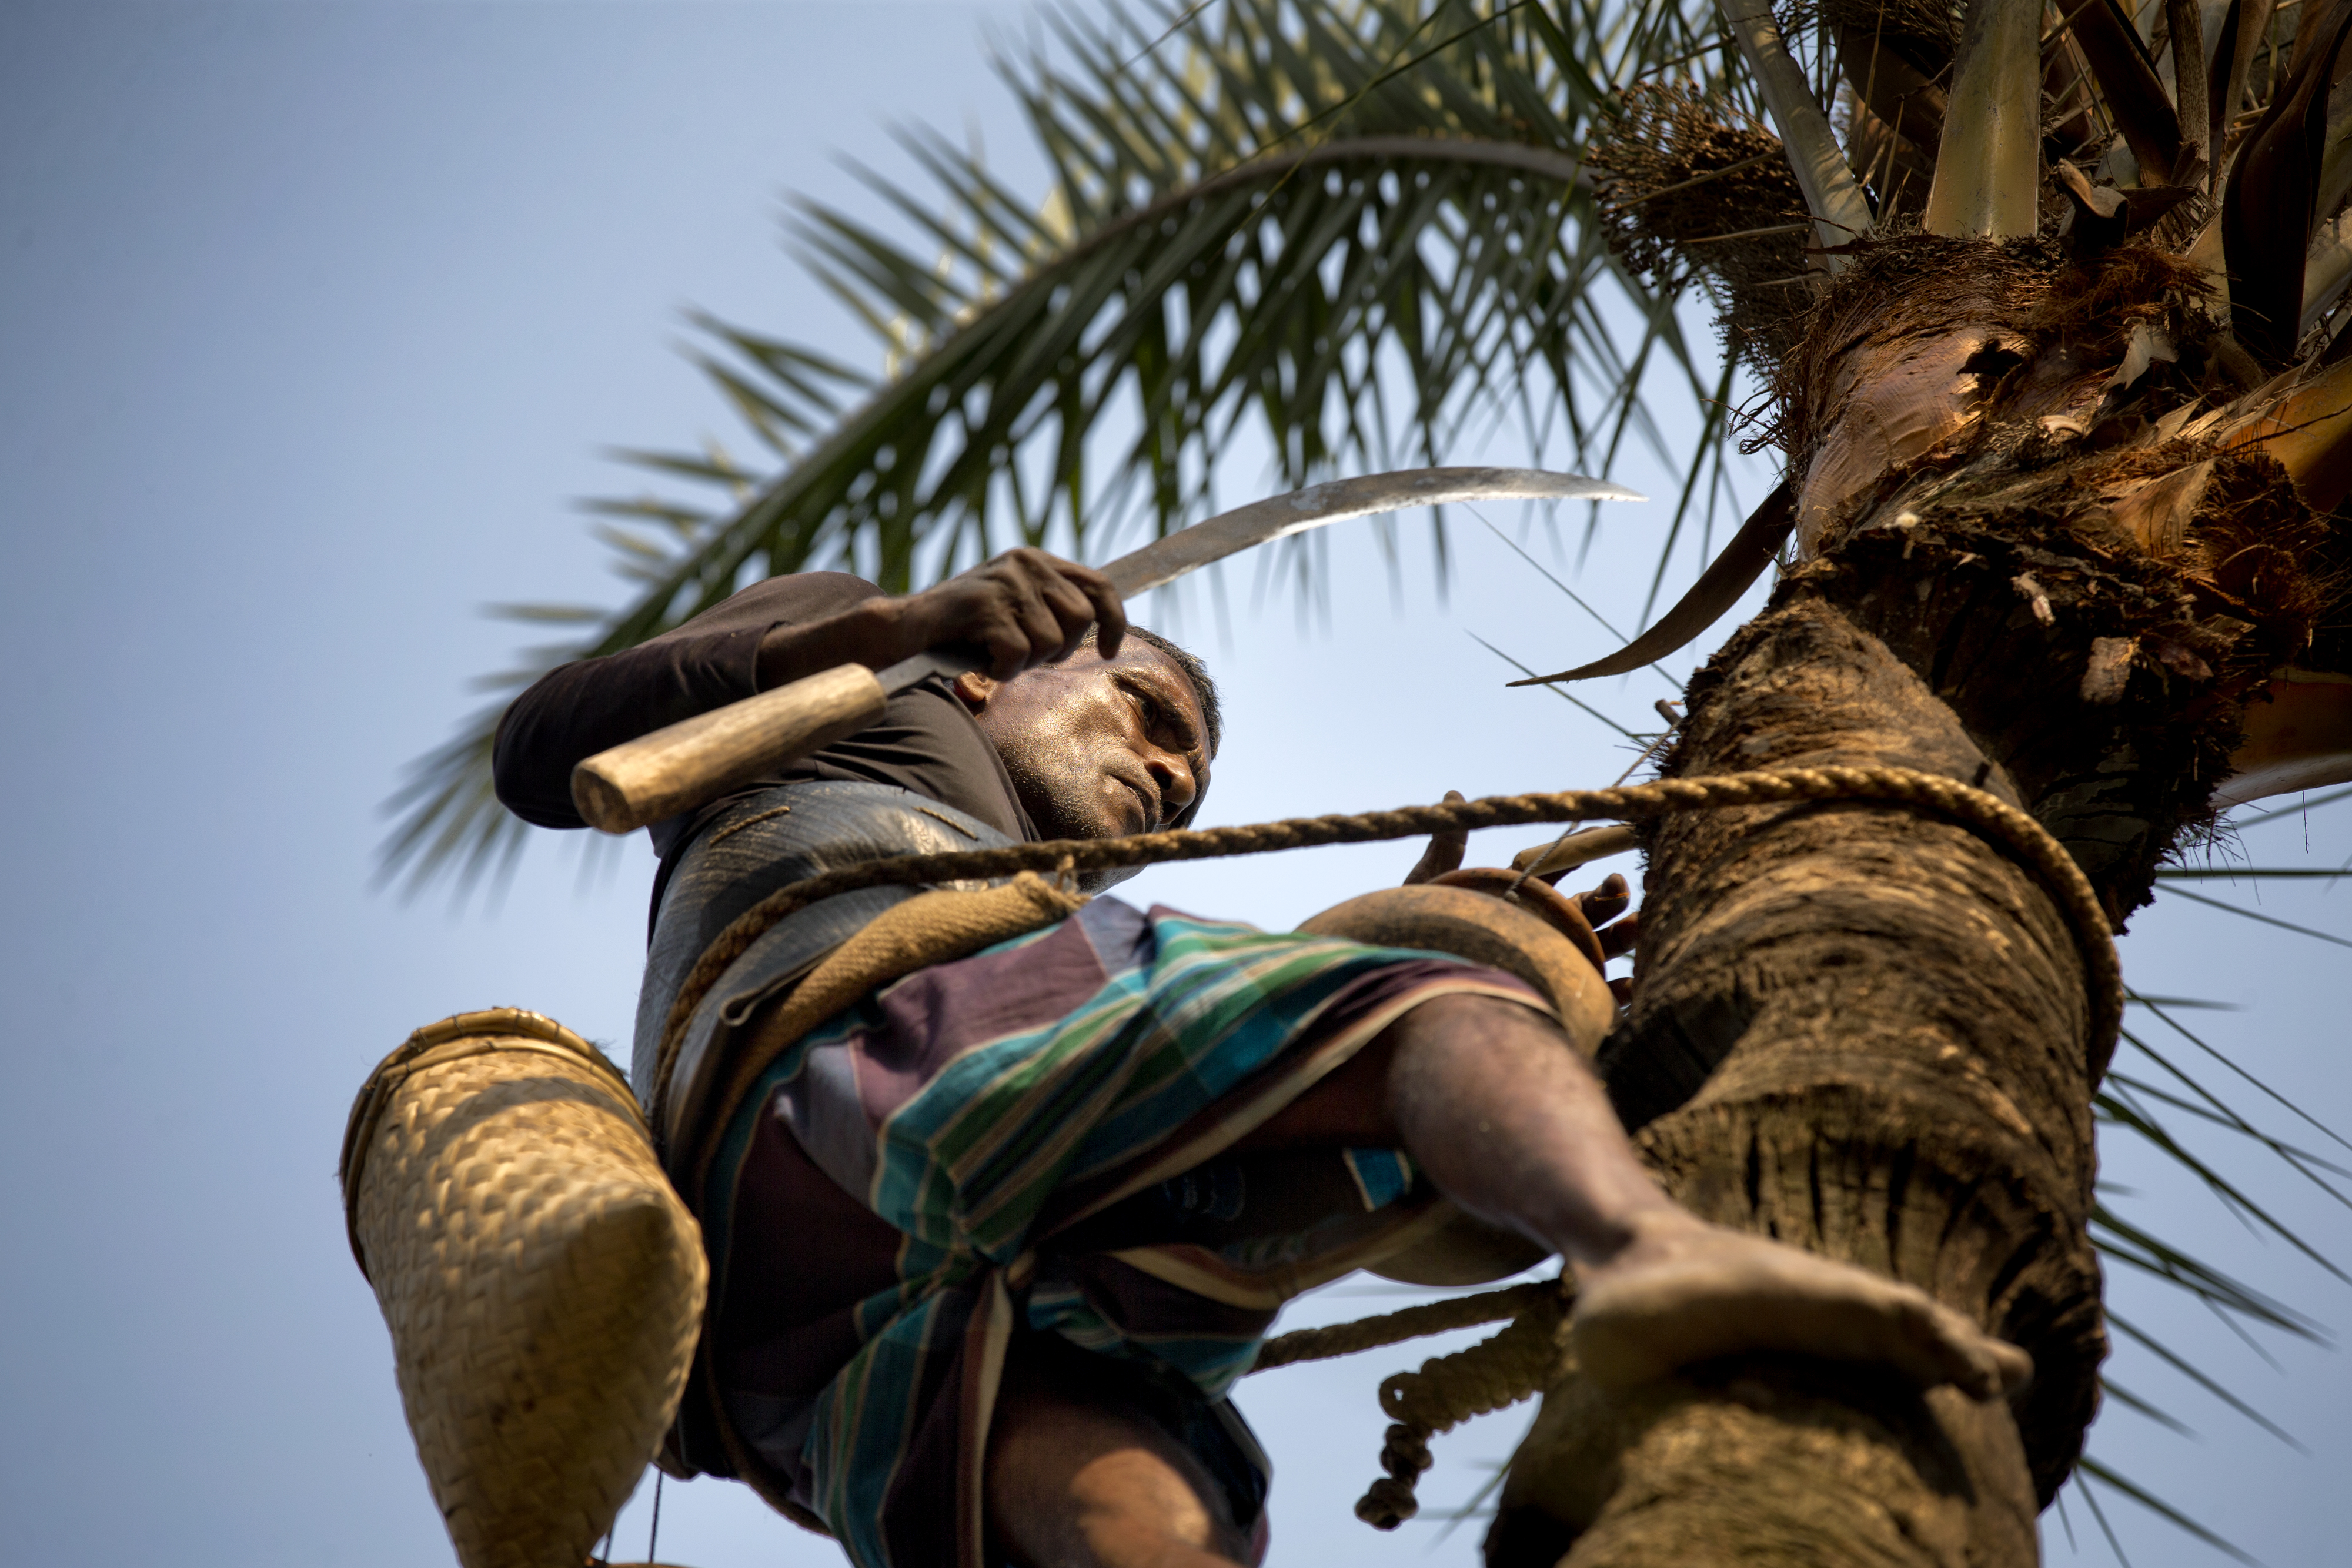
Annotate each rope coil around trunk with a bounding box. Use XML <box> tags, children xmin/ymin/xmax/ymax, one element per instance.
<box><xmin>653</xmin><ymin>764</ymin><xmax>2123</xmax><ymax>1122</ymax></box>
<box><xmin>1358</xmin><ymin>1282</ymin><xmax>1575</xmax><ymax>1529</ymax></box>
<box><xmin>642</xmin><ymin>765</ymin><xmax>2121</xmax><ymax>1537</ymax></box>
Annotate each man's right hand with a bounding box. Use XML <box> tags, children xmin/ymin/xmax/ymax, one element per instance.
<box><xmin>754</xmin><ymin>548</ymin><xmax>1126</xmax><ymax>690</ymax></box>
<box><xmin>893</xmin><ymin>548</ymin><xmax>1127</xmax><ymax>677</ymax></box>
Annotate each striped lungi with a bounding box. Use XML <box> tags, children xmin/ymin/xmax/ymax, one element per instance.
<box><xmin>697</xmin><ymin>895</ymin><xmax>1548</xmax><ymax>1568</ymax></box>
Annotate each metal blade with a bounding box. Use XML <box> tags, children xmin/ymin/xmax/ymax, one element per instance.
<box><xmin>1103</xmin><ymin>466</ymin><xmax>1644</xmax><ymax>599</ymax></box>
<box><xmin>873</xmin><ymin>466</ymin><xmax>1643</xmax><ymax>695</ymax></box>
<box><xmin>873</xmin><ymin>647</ymin><xmax>981</xmax><ymax>694</ymax></box>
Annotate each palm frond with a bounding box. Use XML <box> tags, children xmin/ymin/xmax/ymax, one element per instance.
<box><xmin>2090</xmin><ymin>1201</ymin><xmax>2322</xmax><ymax>1337</ymax></box>
<box><xmin>2106</xmin><ymin>1308</ymin><xmax>2308</xmax><ymax>1450</ymax></box>
<box><xmin>2093</xmin><ymin>1014</ymin><xmax>2347</xmax><ymax>1344</ymax></box>
<box><xmin>2154</xmin><ymin>883</ymin><xmax>2352</xmax><ymax>948</ymax></box>
<box><xmin>2228</xmin><ymin>783</ymin><xmax>2352</xmax><ymax>827</ymax></box>
<box><xmin>390</xmin><ymin>2</ymin><xmax>2352</xmax><ymax>1549</ymax></box>
<box><xmin>2093</xmin><ymin>1374</ymin><xmax>2197</xmax><ymax>1439</ymax></box>
<box><xmin>2096</xmin><ymin>1079</ymin><xmax>2351</xmax><ymax>1283</ymax></box>
<box><xmin>2127</xmin><ymin>996</ymin><xmax>2352</xmax><ymax>1156</ymax></box>
<box><xmin>2108</xmin><ymin>1070</ymin><xmax>2352</xmax><ymax>1190</ymax></box>
<box><xmin>1466</xmin><ymin>628</ymin><xmax>1657</xmax><ymax>741</ymax></box>
<box><xmin>2073</xmin><ymin>1457</ymin><xmax>2264</xmax><ymax>1566</ymax></box>
<box><xmin>382</xmin><ymin>0</ymin><xmax>1732</xmax><ymax>893</ymax></box>
<box><xmin>2153</xmin><ymin>865</ymin><xmax>2352</xmax><ymax>878</ymax></box>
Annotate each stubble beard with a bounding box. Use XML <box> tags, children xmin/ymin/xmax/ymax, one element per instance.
<box><xmin>997</xmin><ymin>743</ymin><xmax>1142</xmax><ymax>892</ymax></box>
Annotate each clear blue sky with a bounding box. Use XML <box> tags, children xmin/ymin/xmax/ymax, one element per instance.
<box><xmin>2</xmin><ymin>4</ymin><xmax>2344</xmax><ymax>1564</ymax></box>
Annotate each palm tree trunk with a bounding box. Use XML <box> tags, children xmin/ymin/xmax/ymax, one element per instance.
<box><xmin>1489</xmin><ymin>235</ymin><xmax>2319</xmax><ymax>1565</ymax></box>
<box><xmin>1492</xmin><ymin>593</ymin><xmax>2097</xmax><ymax>1566</ymax></box>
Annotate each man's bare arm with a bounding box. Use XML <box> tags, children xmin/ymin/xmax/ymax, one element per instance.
<box><xmin>493</xmin><ymin>551</ymin><xmax>1122</xmax><ymax>830</ymax></box>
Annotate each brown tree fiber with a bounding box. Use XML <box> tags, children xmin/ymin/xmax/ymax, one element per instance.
<box><xmin>1498</xmin><ymin>598</ymin><xmax>2100</xmax><ymax>1567</ymax></box>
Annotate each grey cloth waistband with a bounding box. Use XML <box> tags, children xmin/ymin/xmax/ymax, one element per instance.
<box><xmin>633</xmin><ymin>780</ymin><xmax>1021</xmax><ymax>1161</ymax></box>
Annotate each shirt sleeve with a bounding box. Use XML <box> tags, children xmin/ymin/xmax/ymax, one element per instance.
<box><xmin>492</xmin><ymin>571</ymin><xmax>886</xmax><ymax>829</ymax></box>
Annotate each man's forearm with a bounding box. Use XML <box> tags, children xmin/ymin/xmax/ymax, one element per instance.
<box><xmin>493</xmin><ymin>575</ymin><xmax>891</xmax><ymax>829</ymax></box>
<box><xmin>492</xmin><ymin>548</ymin><xmax>1121</xmax><ymax>830</ymax></box>
<box><xmin>751</xmin><ymin>596</ymin><xmax>921</xmax><ymax>690</ymax></box>
<box><xmin>751</xmin><ymin>550</ymin><xmax>1123</xmax><ymax>686</ymax></box>
<box><xmin>493</xmin><ymin>630</ymin><xmax>765</xmax><ymax>828</ymax></box>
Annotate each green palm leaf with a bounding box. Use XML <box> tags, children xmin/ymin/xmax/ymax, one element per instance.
<box><xmin>381</xmin><ymin>1</ymin><xmax>2352</xmax><ymax>1557</ymax></box>
<box><xmin>379</xmin><ymin>0</ymin><xmax>1732</xmax><ymax>895</ymax></box>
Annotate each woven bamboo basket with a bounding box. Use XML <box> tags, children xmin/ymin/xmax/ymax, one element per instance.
<box><xmin>341</xmin><ymin>1008</ymin><xmax>707</xmax><ymax>1568</ymax></box>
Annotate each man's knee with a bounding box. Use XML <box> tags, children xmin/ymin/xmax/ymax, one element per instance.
<box><xmin>985</xmin><ymin>1338</ymin><xmax>1249</xmax><ymax>1568</ymax></box>
<box><xmin>1231</xmin><ymin>992</ymin><xmax>1576</xmax><ymax>1156</ymax></box>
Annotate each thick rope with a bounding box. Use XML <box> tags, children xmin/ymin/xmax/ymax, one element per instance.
<box><xmin>1248</xmin><ymin>1281</ymin><xmax>1555</xmax><ymax>1372</ymax></box>
<box><xmin>1241</xmin><ymin>1279</ymin><xmax>1575</xmax><ymax>1530</ymax></box>
<box><xmin>1355</xmin><ymin>1281</ymin><xmax>1575</xmax><ymax>1529</ymax></box>
<box><xmin>653</xmin><ymin>765</ymin><xmax>2123</xmax><ymax>1119</ymax></box>
<box><xmin>648</xmin><ymin>765</ymin><xmax>2124</xmax><ymax>1531</ymax></box>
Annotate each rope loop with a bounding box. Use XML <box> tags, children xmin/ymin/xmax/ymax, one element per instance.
<box><xmin>645</xmin><ymin>766</ymin><xmax>2125</xmax><ymax>1534</ymax></box>
<box><xmin>655</xmin><ymin>765</ymin><xmax>2122</xmax><ymax>1105</ymax></box>
<box><xmin>1351</xmin><ymin>1282</ymin><xmax>1573</xmax><ymax>1529</ymax></box>
<box><xmin>1250</xmin><ymin>1281</ymin><xmax>1551</xmax><ymax>1372</ymax></box>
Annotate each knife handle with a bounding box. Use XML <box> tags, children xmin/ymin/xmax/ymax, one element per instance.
<box><xmin>570</xmin><ymin>663</ymin><xmax>890</xmax><ymax>834</ymax></box>
<box><xmin>1509</xmin><ymin>823</ymin><xmax>1638</xmax><ymax>880</ymax></box>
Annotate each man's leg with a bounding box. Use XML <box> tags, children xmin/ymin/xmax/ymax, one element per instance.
<box><xmin>987</xmin><ymin>1333</ymin><xmax>1252</xmax><ymax>1568</ymax></box>
<box><xmin>983</xmin><ymin>991</ymin><xmax>2030</xmax><ymax>1568</ymax></box>
<box><xmin>1239</xmin><ymin>991</ymin><xmax>2032</xmax><ymax>1398</ymax></box>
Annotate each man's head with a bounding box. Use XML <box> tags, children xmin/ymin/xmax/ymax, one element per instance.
<box><xmin>951</xmin><ymin>626</ymin><xmax>1219</xmax><ymax>880</ymax></box>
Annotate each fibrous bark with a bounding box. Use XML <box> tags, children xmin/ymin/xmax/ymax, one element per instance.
<box><xmin>1489</xmin><ymin>595</ymin><xmax>2095</xmax><ymax>1567</ymax></box>
<box><xmin>1491</xmin><ymin>234</ymin><xmax>2351</xmax><ymax>1566</ymax></box>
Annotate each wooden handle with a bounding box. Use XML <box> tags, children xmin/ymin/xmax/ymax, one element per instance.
<box><xmin>1509</xmin><ymin>823</ymin><xmax>1639</xmax><ymax>879</ymax></box>
<box><xmin>570</xmin><ymin>663</ymin><xmax>891</xmax><ymax>834</ymax></box>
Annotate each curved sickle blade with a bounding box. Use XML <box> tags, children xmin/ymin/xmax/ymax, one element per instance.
<box><xmin>576</xmin><ymin>467</ymin><xmax>1646</xmax><ymax>834</ymax></box>
<box><xmin>1105</xmin><ymin>466</ymin><xmax>1645</xmax><ymax>598</ymax></box>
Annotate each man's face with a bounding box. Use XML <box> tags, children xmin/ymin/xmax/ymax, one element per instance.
<box><xmin>957</xmin><ymin>642</ymin><xmax>1210</xmax><ymax>854</ymax></box>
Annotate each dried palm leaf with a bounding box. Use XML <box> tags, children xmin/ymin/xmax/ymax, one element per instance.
<box><xmin>1716</xmin><ymin>0</ymin><xmax>1875</xmax><ymax>265</ymax></box>
<box><xmin>2223</xmin><ymin>0</ymin><xmax>2352</xmax><ymax>363</ymax></box>
<box><xmin>2068</xmin><ymin>0</ymin><xmax>2190</xmax><ymax>186</ymax></box>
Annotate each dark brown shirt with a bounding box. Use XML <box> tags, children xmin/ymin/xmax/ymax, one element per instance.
<box><xmin>493</xmin><ymin>572</ymin><xmax>1037</xmax><ymax>914</ymax></box>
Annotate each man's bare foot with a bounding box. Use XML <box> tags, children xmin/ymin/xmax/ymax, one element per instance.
<box><xmin>1569</xmin><ymin>1209</ymin><xmax>2034</xmax><ymax>1400</ymax></box>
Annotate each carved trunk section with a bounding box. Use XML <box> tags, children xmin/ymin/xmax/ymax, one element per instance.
<box><xmin>1488</xmin><ymin>235</ymin><xmax>2352</xmax><ymax>1567</ymax></box>
<box><xmin>1487</xmin><ymin>596</ymin><xmax>2099</xmax><ymax>1567</ymax></box>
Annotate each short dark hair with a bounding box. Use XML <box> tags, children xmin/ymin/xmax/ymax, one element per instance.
<box><xmin>1083</xmin><ymin>624</ymin><xmax>1221</xmax><ymax>758</ymax></box>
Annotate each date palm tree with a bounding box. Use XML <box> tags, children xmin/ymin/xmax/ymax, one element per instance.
<box><xmin>386</xmin><ymin>1</ymin><xmax>2352</xmax><ymax>1559</ymax></box>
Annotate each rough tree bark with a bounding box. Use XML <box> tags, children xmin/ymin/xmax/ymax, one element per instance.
<box><xmin>1488</xmin><ymin>233</ymin><xmax>2340</xmax><ymax>1566</ymax></box>
<box><xmin>1491</xmin><ymin>594</ymin><xmax>2093</xmax><ymax>1566</ymax></box>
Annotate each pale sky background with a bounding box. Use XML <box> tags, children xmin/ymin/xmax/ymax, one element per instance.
<box><xmin>2</xmin><ymin>4</ymin><xmax>2347</xmax><ymax>1566</ymax></box>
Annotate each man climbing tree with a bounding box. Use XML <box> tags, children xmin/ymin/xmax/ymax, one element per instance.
<box><xmin>490</xmin><ymin>547</ymin><xmax>2030</xmax><ymax>1568</ymax></box>
<box><xmin>379</xmin><ymin>1</ymin><xmax>2352</xmax><ymax>1560</ymax></box>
